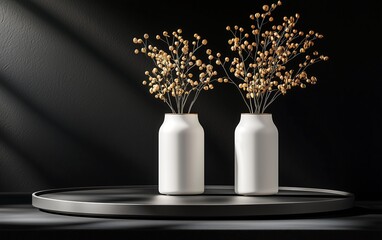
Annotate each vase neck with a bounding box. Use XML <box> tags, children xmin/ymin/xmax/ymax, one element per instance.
<box><xmin>164</xmin><ymin>114</ymin><xmax>200</xmax><ymax>123</ymax></box>
<box><xmin>239</xmin><ymin>114</ymin><xmax>274</xmax><ymax>124</ymax></box>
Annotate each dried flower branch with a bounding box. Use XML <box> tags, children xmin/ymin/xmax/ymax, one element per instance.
<box><xmin>215</xmin><ymin>0</ymin><xmax>329</xmax><ymax>113</ymax></box>
<box><xmin>133</xmin><ymin>29</ymin><xmax>222</xmax><ymax>113</ymax></box>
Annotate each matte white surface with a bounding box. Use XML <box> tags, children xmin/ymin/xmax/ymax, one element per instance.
<box><xmin>235</xmin><ymin>114</ymin><xmax>278</xmax><ymax>195</ymax></box>
<box><xmin>158</xmin><ymin>114</ymin><xmax>204</xmax><ymax>195</ymax></box>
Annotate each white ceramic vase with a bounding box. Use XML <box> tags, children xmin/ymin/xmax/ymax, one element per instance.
<box><xmin>158</xmin><ymin>114</ymin><xmax>204</xmax><ymax>195</ymax></box>
<box><xmin>234</xmin><ymin>114</ymin><xmax>278</xmax><ymax>195</ymax></box>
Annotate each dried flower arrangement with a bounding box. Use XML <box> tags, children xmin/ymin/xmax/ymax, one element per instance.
<box><xmin>133</xmin><ymin>30</ymin><xmax>222</xmax><ymax>114</ymax></box>
<box><xmin>213</xmin><ymin>0</ymin><xmax>329</xmax><ymax>113</ymax></box>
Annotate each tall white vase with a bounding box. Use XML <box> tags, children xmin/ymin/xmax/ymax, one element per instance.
<box><xmin>158</xmin><ymin>114</ymin><xmax>204</xmax><ymax>195</ymax></box>
<box><xmin>235</xmin><ymin>114</ymin><xmax>278</xmax><ymax>195</ymax></box>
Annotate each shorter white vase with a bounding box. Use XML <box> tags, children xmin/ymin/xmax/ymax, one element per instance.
<box><xmin>158</xmin><ymin>114</ymin><xmax>204</xmax><ymax>195</ymax></box>
<box><xmin>235</xmin><ymin>114</ymin><xmax>278</xmax><ymax>195</ymax></box>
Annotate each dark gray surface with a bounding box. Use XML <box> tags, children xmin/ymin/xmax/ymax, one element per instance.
<box><xmin>2</xmin><ymin>193</ymin><xmax>382</xmax><ymax>240</ymax></box>
<box><xmin>32</xmin><ymin>185</ymin><xmax>354</xmax><ymax>217</ymax></box>
<box><xmin>1</xmin><ymin>203</ymin><xmax>381</xmax><ymax>231</ymax></box>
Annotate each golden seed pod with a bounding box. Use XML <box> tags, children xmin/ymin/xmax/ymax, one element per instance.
<box><xmin>143</xmin><ymin>34</ymin><xmax>149</xmax><ymax>39</ymax></box>
<box><xmin>277</xmin><ymin>1</ymin><xmax>282</xmax><ymax>6</ymax></box>
<box><xmin>134</xmin><ymin>1</ymin><xmax>327</xmax><ymax>111</ymax></box>
<box><xmin>134</xmin><ymin>49</ymin><xmax>139</xmax><ymax>54</ymax></box>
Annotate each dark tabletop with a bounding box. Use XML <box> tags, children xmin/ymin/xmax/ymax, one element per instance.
<box><xmin>1</xmin><ymin>193</ymin><xmax>382</xmax><ymax>240</ymax></box>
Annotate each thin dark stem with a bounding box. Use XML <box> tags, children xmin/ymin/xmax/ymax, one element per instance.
<box><xmin>218</xmin><ymin>61</ymin><xmax>251</xmax><ymax>112</ymax></box>
<box><xmin>263</xmin><ymin>90</ymin><xmax>282</xmax><ymax>111</ymax></box>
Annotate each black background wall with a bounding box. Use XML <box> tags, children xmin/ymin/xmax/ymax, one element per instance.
<box><xmin>0</xmin><ymin>0</ymin><xmax>381</xmax><ymax>199</ymax></box>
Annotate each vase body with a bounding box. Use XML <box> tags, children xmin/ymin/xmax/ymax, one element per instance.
<box><xmin>158</xmin><ymin>114</ymin><xmax>204</xmax><ymax>195</ymax></box>
<box><xmin>235</xmin><ymin>114</ymin><xmax>278</xmax><ymax>195</ymax></box>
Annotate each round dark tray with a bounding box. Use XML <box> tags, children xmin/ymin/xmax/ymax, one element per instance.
<box><xmin>32</xmin><ymin>185</ymin><xmax>354</xmax><ymax>218</ymax></box>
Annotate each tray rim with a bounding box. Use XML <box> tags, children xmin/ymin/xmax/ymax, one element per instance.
<box><xmin>32</xmin><ymin>185</ymin><xmax>354</xmax><ymax>218</ymax></box>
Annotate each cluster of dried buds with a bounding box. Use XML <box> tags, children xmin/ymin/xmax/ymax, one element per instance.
<box><xmin>133</xmin><ymin>29</ymin><xmax>221</xmax><ymax>113</ymax></box>
<box><xmin>133</xmin><ymin>1</ymin><xmax>328</xmax><ymax>114</ymax></box>
<box><xmin>214</xmin><ymin>0</ymin><xmax>329</xmax><ymax>113</ymax></box>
